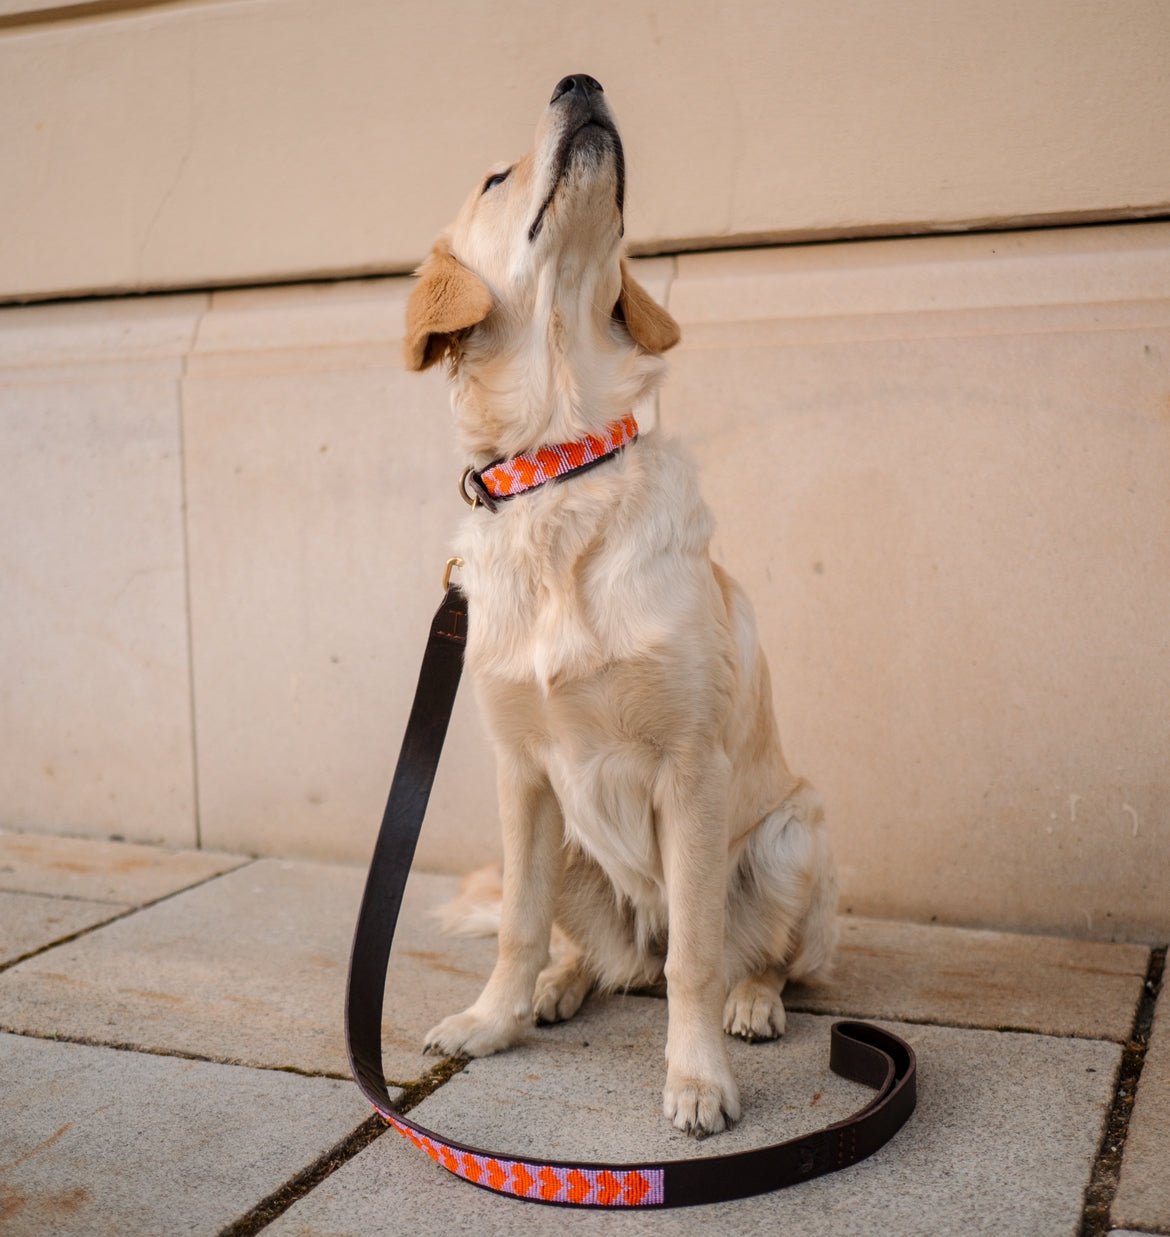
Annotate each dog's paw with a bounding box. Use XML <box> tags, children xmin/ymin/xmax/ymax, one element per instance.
<box><xmin>423</xmin><ymin>1008</ymin><xmax>522</xmax><ymax>1059</ymax></box>
<box><xmin>533</xmin><ymin>958</ymin><xmax>592</xmax><ymax>1024</ymax></box>
<box><xmin>723</xmin><ymin>975</ymin><xmax>786</xmax><ymax>1042</ymax></box>
<box><xmin>663</xmin><ymin>1069</ymin><xmax>742</xmax><ymax>1137</ymax></box>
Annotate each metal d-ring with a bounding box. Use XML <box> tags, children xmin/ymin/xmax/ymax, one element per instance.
<box><xmin>459</xmin><ymin>467</ymin><xmax>481</xmax><ymax>509</ymax></box>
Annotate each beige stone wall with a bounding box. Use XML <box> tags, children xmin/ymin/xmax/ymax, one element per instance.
<box><xmin>667</xmin><ymin>227</ymin><xmax>1170</xmax><ymax>944</ymax></box>
<box><xmin>2</xmin><ymin>0</ymin><xmax>1168</xmax><ymax>301</ymax></box>
<box><xmin>2</xmin><ymin>0</ymin><xmax>1167</xmax><ymax>940</ymax></box>
<box><xmin>0</xmin><ymin>294</ymin><xmax>201</xmax><ymax>843</ymax></box>
<box><xmin>2</xmin><ymin>228</ymin><xmax>1167</xmax><ymax>942</ymax></box>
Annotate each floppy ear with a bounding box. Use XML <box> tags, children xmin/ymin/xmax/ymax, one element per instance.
<box><xmin>404</xmin><ymin>238</ymin><xmax>493</xmax><ymax>371</ymax></box>
<box><xmin>615</xmin><ymin>259</ymin><xmax>681</xmax><ymax>353</ymax></box>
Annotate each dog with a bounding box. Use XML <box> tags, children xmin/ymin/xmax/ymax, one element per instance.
<box><xmin>404</xmin><ymin>74</ymin><xmax>837</xmax><ymax>1136</ymax></box>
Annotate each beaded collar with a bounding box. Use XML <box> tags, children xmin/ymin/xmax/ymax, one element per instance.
<box><xmin>460</xmin><ymin>413</ymin><xmax>638</xmax><ymax>512</ymax></box>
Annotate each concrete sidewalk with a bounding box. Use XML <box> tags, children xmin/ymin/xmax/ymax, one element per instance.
<box><xmin>0</xmin><ymin>829</ymin><xmax>1165</xmax><ymax>1237</ymax></box>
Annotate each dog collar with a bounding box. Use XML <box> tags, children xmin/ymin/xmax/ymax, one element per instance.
<box><xmin>460</xmin><ymin>413</ymin><xmax>638</xmax><ymax>512</ymax></box>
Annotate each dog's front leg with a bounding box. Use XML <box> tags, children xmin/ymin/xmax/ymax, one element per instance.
<box><xmin>424</xmin><ymin>761</ymin><xmax>563</xmax><ymax>1059</ymax></box>
<box><xmin>658</xmin><ymin>757</ymin><xmax>741</xmax><ymax>1135</ymax></box>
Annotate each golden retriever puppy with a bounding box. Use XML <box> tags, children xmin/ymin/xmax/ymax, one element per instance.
<box><xmin>405</xmin><ymin>74</ymin><xmax>837</xmax><ymax>1136</ymax></box>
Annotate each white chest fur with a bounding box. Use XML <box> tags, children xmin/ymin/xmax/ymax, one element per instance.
<box><xmin>455</xmin><ymin>436</ymin><xmax>720</xmax><ymax>912</ymax></box>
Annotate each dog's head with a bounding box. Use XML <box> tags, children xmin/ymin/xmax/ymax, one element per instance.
<box><xmin>404</xmin><ymin>76</ymin><xmax>680</xmax><ymax>456</ymax></box>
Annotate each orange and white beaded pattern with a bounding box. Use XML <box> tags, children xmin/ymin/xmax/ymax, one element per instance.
<box><xmin>477</xmin><ymin>413</ymin><xmax>638</xmax><ymax>501</ymax></box>
<box><xmin>385</xmin><ymin>1112</ymin><xmax>665</xmax><ymax>1207</ymax></box>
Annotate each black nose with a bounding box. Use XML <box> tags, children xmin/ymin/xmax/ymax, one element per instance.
<box><xmin>551</xmin><ymin>74</ymin><xmax>603</xmax><ymax>105</ymax></box>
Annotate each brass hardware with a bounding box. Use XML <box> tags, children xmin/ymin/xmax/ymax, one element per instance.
<box><xmin>442</xmin><ymin>557</ymin><xmax>463</xmax><ymax>592</ymax></box>
<box><xmin>459</xmin><ymin>467</ymin><xmax>481</xmax><ymax>509</ymax></box>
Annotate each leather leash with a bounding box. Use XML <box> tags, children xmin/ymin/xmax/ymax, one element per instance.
<box><xmin>344</xmin><ymin>582</ymin><xmax>917</xmax><ymax>1208</ymax></box>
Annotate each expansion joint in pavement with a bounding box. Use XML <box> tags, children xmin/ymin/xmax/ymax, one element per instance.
<box><xmin>215</xmin><ymin>1111</ymin><xmax>388</xmax><ymax>1237</ymax></box>
<box><xmin>1079</xmin><ymin>943</ymin><xmax>1167</xmax><ymax>1237</ymax></box>
<box><xmin>0</xmin><ymin>854</ymin><xmax>261</xmax><ymax>975</ymax></box>
<box><xmin>215</xmin><ymin>1053</ymin><xmax>469</xmax><ymax>1236</ymax></box>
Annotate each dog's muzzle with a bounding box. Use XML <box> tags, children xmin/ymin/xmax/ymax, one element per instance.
<box><xmin>528</xmin><ymin>74</ymin><xmax>625</xmax><ymax>243</ymax></box>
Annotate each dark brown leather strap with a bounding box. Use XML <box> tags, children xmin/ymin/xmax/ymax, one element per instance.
<box><xmin>345</xmin><ymin>585</ymin><xmax>916</xmax><ymax>1207</ymax></box>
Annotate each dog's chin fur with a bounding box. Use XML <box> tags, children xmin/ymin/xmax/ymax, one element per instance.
<box><xmin>407</xmin><ymin>78</ymin><xmax>838</xmax><ymax>1137</ymax></box>
<box><xmin>438</xmin><ymin>86</ymin><xmax>655</xmax><ymax>463</ymax></box>
<box><xmin>448</xmin><ymin>281</ymin><xmax>666</xmax><ymax>466</ymax></box>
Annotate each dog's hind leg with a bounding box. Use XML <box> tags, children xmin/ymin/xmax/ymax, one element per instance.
<box><xmin>544</xmin><ymin>846</ymin><xmax>665</xmax><ymax>1014</ymax></box>
<box><xmin>533</xmin><ymin>939</ymin><xmax>594</xmax><ymax>1024</ymax></box>
<box><xmin>778</xmin><ymin>784</ymin><xmax>839</xmax><ymax>987</ymax></box>
<box><xmin>722</xmin><ymin>781</ymin><xmax>838</xmax><ymax>1044</ymax></box>
<box><xmin>723</xmin><ymin>963</ymin><xmax>787</xmax><ymax>1041</ymax></box>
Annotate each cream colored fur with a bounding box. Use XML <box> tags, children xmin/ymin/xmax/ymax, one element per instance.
<box><xmin>407</xmin><ymin>76</ymin><xmax>837</xmax><ymax>1137</ymax></box>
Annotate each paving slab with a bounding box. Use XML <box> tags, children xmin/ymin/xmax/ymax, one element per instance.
<box><xmin>1113</xmin><ymin>994</ymin><xmax>1170</xmax><ymax>1233</ymax></box>
<box><xmin>0</xmin><ymin>890</ymin><xmax>129</xmax><ymax>966</ymax></box>
<box><xmin>0</xmin><ymin>1030</ymin><xmax>373</xmax><ymax>1237</ymax></box>
<box><xmin>268</xmin><ymin>1001</ymin><xmax>1119</xmax><ymax>1237</ymax></box>
<box><xmin>789</xmin><ymin>915</ymin><xmax>1149</xmax><ymax>1042</ymax></box>
<box><xmin>0</xmin><ymin>830</ymin><xmax>248</xmax><ymax>904</ymax></box>
<box><xmin>0</xmin><ymin>861</ymin><xmax>495</xmax><ymax>1080</ymax></box>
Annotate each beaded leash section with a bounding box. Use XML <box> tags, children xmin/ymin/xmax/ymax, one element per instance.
<box><xmin>384</xmin><ymin>1111</ymin><xmax>664</xmax><ymax>1206</ymax></box>
<box><xmin>476</xmin><ymin>413</ymin><xmax>638</xmax><ymax>502</ymax></box>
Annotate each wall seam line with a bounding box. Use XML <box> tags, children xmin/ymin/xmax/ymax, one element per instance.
<box><xmin>177</xmin><ymin>295</ymin><xmax>209</xmax><ymax>849</ymax></box>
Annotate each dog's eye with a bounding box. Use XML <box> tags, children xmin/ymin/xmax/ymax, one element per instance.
<box><xmin>482</xmin><ymin>169</ymin><xmax>511</xmax><ymax>194</ymax></box>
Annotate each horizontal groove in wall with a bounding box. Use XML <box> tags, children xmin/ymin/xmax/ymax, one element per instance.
<box><xmin>0</xmin><ymin>0</ymin><xmax>222</xmax><ymax>31</ymax></box>
<box><xmin>3</xmin><ymin>211</ymin><xmax>1170</xmax><ymax>310</ymax></box>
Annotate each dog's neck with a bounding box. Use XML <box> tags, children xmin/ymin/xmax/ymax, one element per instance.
<box><xmin>449</xmin><ymin>258</ymin><xmax>666</xmax><ymax>467</ymax></box>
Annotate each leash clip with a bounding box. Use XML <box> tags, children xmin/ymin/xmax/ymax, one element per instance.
<box><xmin>442</xmin><ymin>557</ymin><xmax>463</xmax><ymax>592</ymax></box>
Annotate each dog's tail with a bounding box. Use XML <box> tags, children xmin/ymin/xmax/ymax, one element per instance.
<box><xmin>432</xmin><ymin>863</ymin><xmax>503</xmax><ymax>937</ymax></box>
